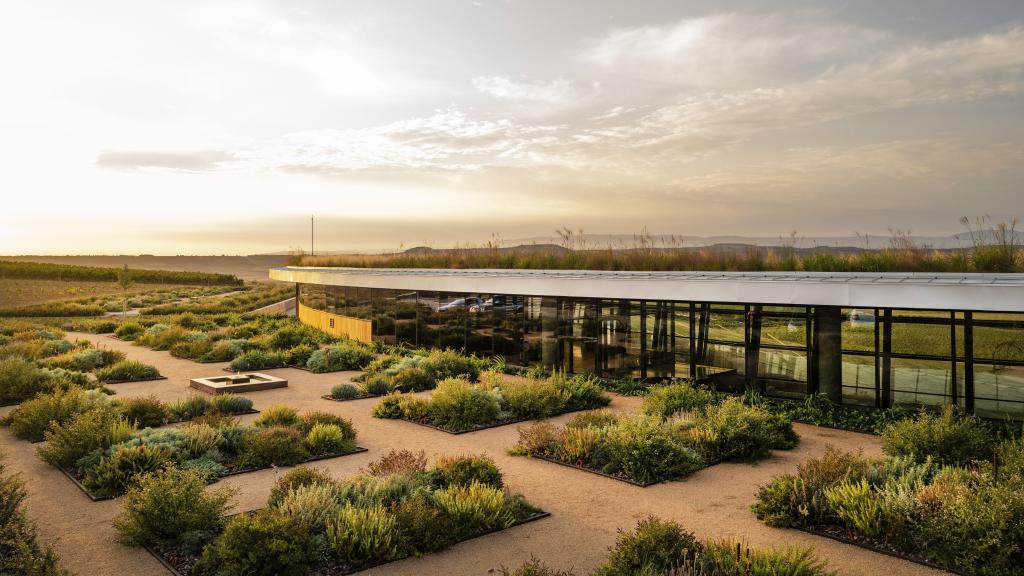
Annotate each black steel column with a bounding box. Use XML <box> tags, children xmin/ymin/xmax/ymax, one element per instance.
<box><xmin>950</xmin><ymin>311</ymin><xmax>958</xmax><ymax>407</ymax></box>
<box><xmin>881</xmin><ymin>309</ymin><xmax>892</xmax><ymax>408</ymax></box>
<box><xmin>745</xmin><ymin>305</ymin><xmax>763</xmax><ymax>392</ymax></box>
<box><xmin>688</xmin><ymin>302</ymin><xmax>697</xmax><ymax>381</ymax></box>
<box><xmin>813</xmin><ymin>306</ymin><xmax>844</xmax><ymax>403</ymax></box>
<box><xmin>964</xmin><ymin>311</ymin><xmax>975</xmax><ymax>414</ymax></box>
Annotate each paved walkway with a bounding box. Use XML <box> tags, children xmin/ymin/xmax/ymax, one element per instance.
<box><xmin>0</xmin><ymin>332</ymin><xmax>943</xmax><ymax>576</ymax></box>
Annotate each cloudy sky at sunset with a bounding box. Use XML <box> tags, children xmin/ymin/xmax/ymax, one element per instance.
<box><xmin>2</xmin><ymin>1</ymin><xmax>1023</xmax><ymax>254</ymax></box>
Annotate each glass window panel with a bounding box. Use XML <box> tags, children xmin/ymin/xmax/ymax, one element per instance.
<box><xmin>842</xmin><ymin>353</ymin><xmax>876</xmax><ymax>406</ymax></box>
<box><xmin>973</xmin><ymin>362</ymin><xmax>1024</xmax><ymax>419</ymax></box>
<box><xmin>891</xmin><ymin>358</ymin><xmax>953</xmax><ymax>408</ymax></box>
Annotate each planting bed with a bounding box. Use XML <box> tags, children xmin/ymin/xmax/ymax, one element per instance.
<box><xmin>372</xmin><ymin>372</ymin><xmax>611</xmax><ymax>434</ymax></box>
<box><xmin>123</xmin><ymin>451</ymin><xmax>548</xmax><ymax>576</ymax></box>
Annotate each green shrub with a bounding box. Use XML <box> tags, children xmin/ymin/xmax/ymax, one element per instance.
<box><xmin>0</xmin><ymin>357</ymin><xmax>54</xmax><ymax>405</ymax></box>
<box><xmin>431</xmin><ymin>454</ymin><xmax>503</xmax><ymax>489</ymax></box>
<box><xmin>551</xmin><ymin>373</ymin><xmax>612</xmax><ymax>412</ymax></box>
<box><xmin>306</xmin><ymin>344</ymin><xmax>374</xmax><ymax>373</ymax></box>
<box><xmin>239</xmin><ymin>426</ymin><xmax>309</xmax><ymax>469</ymax></box>
<box><xmin>117</xmin><ymin>395</ymin><xmax>169</xmax><ymax>428</ymax></box>
<box><xmin>604</xmin><ymin>416</ymin><xmax>704</xmax><ymax>484</ymax></box>
<box><xmin>169</xmin><ymin>395</ymin><xmax>214</xmax><ymax>421</ymax></box>
<box><xmin>268</xmin><ymin>467</ymin><xmax>335</xmax><ymax>507</ymax></box>
<box><xmin>170</xmin><ymin>339</ymin><xmax>214</xmax><ymax>360</ymax></box>
<box><xmin>393</xmin><ymin>493</ymin><xmax>458</xmax><ymax>555</ymax></box>
<box><xmin>565</xmin><ymin>409</ymin><xmax>618</xmax><ymax>429</ymax></box>
<box><xmin>114</xmin><ymin>467</ymin><xmax>233</xmax><ymax>549</ymax></box>
<box><xmin>253</xmin><ymin>404</ymin><xmax>299</xmax><ymax>427</ymax></box>
<box><xmin>331</xmin><ymin>383</ymin><xmax>361</xmax><ymax>400</ymax></box>
<box><xmin>37</xmin><ymin>409</ymin><xmax>135</xmax><ymax>469</ymax></box>
<box><xmin>501</xmin><ymin>378</ymin><xmax>565</xmax><ymax>420</ymax></box>
<box><xmin>0</xmin><ymin>456</ymin><xmax>65</xmax><ymax>576</ymax></box>
<box><xmin>823</xmin><ymin>478</ymin><xmax>889</xmax><ymax>539</ymax></box>
<box><xmin>114</xmin><ymin>322</ymin><xmax>144</xmax><ymax>341</ymax></box>
<box><xmin>595</xmin><ymin>516</ymin><xmax>701</xmax><ymax>576</ymax></box>
<box><xmin>641</xmin><ymin>383</ymin><xmax>718</xmax><ymax>418</ymax></box>
<box><xmin>229</xmin><ymin>350</ymin><xmax>287</xmax><ymax>372</ymax></box>
<box><xmin>881</xmin><ymin>405</ymin><xmax>993</xmax><ymax>466</ymax></box>
<box><xmin>201</xmin><ymin>339</ymin><xmax>244</xmax><ymax>362</ymax></box>
<box><xmin>363</xmin><ymin>449</ymin><xmax>428</xmax><ymax>477</ymax></box>
<box><xmin>419</xmin><ymin>349</ymin><xmax>481</xmax><ymax>382</ymax></box>
<box><xmin>274</xmin><ymin>482</ymin><xmax>344</xmax><ymax>533</ymax></box>
<box><xmin>361</xmin><ymin>376</ymin><xmax>391</xmax><ymax>396</ymax></box>
<box><xmin>95</xmin><ymin>360</ymin><xmax>160</xmax><ymax>383</ymax></box>
<box><xmin>326</xmin><ymin>504</ymin><xmax>399</xmax><ymax>564</ymax></box>
<box><xmin>283</xmin><ymin>344</ymin><xmax>316</xmax><ymax>367</ymax></box>
<box><xmin>499</xmin><ymin>558</ymin><xmax>575</xmax><ymax>576</ymax></box>
<box><xmin>298</xmin><ymin>411</ymin><xmax>354</xmax><ymax>436</ymax></box>
<box><xmin>305</xmin><ymin>424</ymin><xmax>354</xmax><ymax>455</ymax></box>
<box><xmin>432</xmin><ymin>481</ymin><xmax>514</xmax><ymax>535</ymax></box>
<box><xmin>193</xmin><ymin>511</ymin><xmax>320</xmax><ymax>576</ymax></box>
<box><xmin>689</xmin><ymin>398</ymin><xmax>798</xmax><ymax>463</ymax></box>
<box><xmin>372</xmin><ymin>393</ymin><xmax>405</xmax><ymax>419</ymax></box>
<box><xmin>181</xmin><ymin>423</ymin><xmax>225</xmax><ymax>458</ymax></box>
<box><xmin>4</xmin><ymin>387</ymin><xmax>101</xmax><ymax>441</ymax></box>
<box><xmin>390</xmin><ymin>367</ymin><xmax>432</xmax><ymax>392</ymax></box>
<box><xmin>210</xmin><ymin>393</ymin><xmax>253</xmax><ymax>414</ymax></box>
<box><xmin>40</xmin><ymin>339</ymin><xmax>73</xmax><ymax>358</ymax></box>
<box><xmin>83</xmin><ymin>444</ymin><xmax>172</xmax><ymax>498</ymax></box>
<box><xmin>427</xmin><ymin>378</ymin><xmax>500</xmax><ymax>431</ymax></box>
<box><xmin>509</xmin><ymin>422</ymin><xmax>561</xmax><ymax>456</ymax></box>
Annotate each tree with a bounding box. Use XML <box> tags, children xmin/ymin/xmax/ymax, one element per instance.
<box><xmin>116</xmin><ymin>265</ymin><xmax>134</xmax><ymax>321</ymax></box>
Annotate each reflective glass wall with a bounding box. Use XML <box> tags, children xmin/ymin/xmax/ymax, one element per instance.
<box><xmin>298</xmin><ymin>284</ymin><xmax>1024</xmax><ymax>419</ymax></box>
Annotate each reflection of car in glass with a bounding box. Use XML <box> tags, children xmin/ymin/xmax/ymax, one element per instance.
<box><xmin>847</xmin><ymin>309</ymin><xmax>876</xmax><ymax>327</ymax></box>
<box><xmin>439</xmin><ymin>297</ymin><xmax>481</xmax><ymax>312</ymax></box>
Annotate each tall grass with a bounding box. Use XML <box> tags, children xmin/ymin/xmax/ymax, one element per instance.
<box><xmin>292</xmin><ymin>220</ymin><xmax>1022</xmax><ymax>273</ymax></box>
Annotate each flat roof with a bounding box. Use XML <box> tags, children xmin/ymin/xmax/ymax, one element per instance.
<box><xmin>270</xmin><ymin>267</ymin><xmax>1024</xmax><ymax>312</ymax></box>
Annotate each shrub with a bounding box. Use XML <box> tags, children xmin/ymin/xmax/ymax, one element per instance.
<box><xmin>299</xmin><ymin>411</ymin><xmax>355</xmax><ymax>437</ymax></box>
<box><xmin>501</xmin><ymin>378</ymin><xmax>565</xmax><ymax>420</ymax></box>
<box><xmin>0</xmin><ymin>457</ymin><xmax>65</xmax><ymax>576</ymax></box>
<box><xmin>427</xmin><ymin>379</ymin><xmax>500</xmax><ymax>431</ymax></box>
<box><xmin>689</xmin><ymin>398</ymin><xmax>798</xmax><ymax>463</ymax></box>
<box><xmin>117</xmin><ymin>395</ymin><xmax>169</xmax><ymax>428</ymax></box>
<box><xmin>881</xmin><ymin>405</ymin><xmax>993</xmax><ymax>466</ymax></box>
<box><xmin>274</xmin><ymin>482</ymin><xmax>344</xmax><ymax>533</ymax></box>
<box><xmin>595</xmin><ymin>516</ymin><xmax>701</xmax><ymax>576</ymax></box>
<box><xmin>37</xmin><ymin>409</ymin><xmax>135</xmax><ymax>469</ymax></box>
<box><xmin>822</xmin><ymin>478</ymin><xmax>889</xmax><ymax>539</ymax></box>
<box><xmin>4</xmin><ymin>387</ymin><xmax>100</xmax><ymax>441</ymax></box>
<box><xmin>363</xmin><ymin>376</ymin><xmax>392</xmax><ymax>396</ymax></box>
<box><xmin>114</xmin><ymin>322</ymin><xmax>144</xmax><ymax>341</ymax></box>
<box><xmin>326</xmin><ymin>504</ymin><xmax>399</xmax><ymax>564</ymax></box>
<box><xmin>170</xmin><ymin>340</ymin><xmax>214</xmax><ymax>360</ymax></box>
<box><xmin>306</xmin><ymin>344</ymin><xmax>374</xmax><ymax>373</ymax></box>
<box><xmin>432</xmin><ymin>481</ymin><xmax>514</xmax><ymax>535</ymax></box>
<box><xmin>0</xmin><ymin>357</ymin><xmax>54</xmax><ymax>405</ymax></box>
<box><xmin>393</xmin><ymin>493</ymin><xmax>458</xmax><ymax>555</ymax></box>
<box><xmin>253</xmin><ymin>405</ymin><xmax>300</xmax><ymax>428</ymax></box>
<box><xmin>642</xmin><ymin>383</ymin><xmax>718</xmax><ymax>418</ymax></box>
<box><xmin>40</xmin><ymin>339</ymin><xmax>73</xmax><ymax>358</ymax></box>
<box><xmin>114</xmin><ymin>468</ymin><xmax>233</xmax><ymax>549</ymax></box>
<box><xmin>431</xmin><ymin>454</ymin><xmax>503</xmax><ymax>489</ymax></box>
<box><xmin>201</xmin><ymin>340</ymin><xmax>244</xmax><ymax>362</ymax></box>
<box><xmin>83</xmin><ymin>444</ymin><xmax>173</xmax><ymax>498</ymax></box>
<box><xmin>509</xmin><ymin>422</ymin><xmax>561</xmax><ymax>456</ymax></box>
<box><xmin>239</xmin><ymin>426</ymin><xmax>310</xmax><ymax>469</ymax></box>
<box><xmin>192</xmin><ymin>511</ymin><xmax>320</xmax><ymax>576</ymax></box>
<box><xmin>305</xmin><ymin>424</ymin><xmax>354</xmax><ymax>455</ymax></box>
<box><xmin>283</xmin><ymin>344</ymin><xmax>316</xmax><ymax>367</ymax></box>
<box><xmin>210</xmin><ymin>393</ymin><xmax>253</xmax><ymax>414</ymax></box>
<box><xmin>551</xmin><ymin>373</ymin><xmax>612</xmax><ymax>412</ymax></box>
<box><xmin>372</xmin><ymin>393</ymin><xmax>405</xmax><ymax>419</ymax></box>
<box><xmin>419</xmin><ymin>349</ymin><xmax>481</xmax><ymax>382</ymax></box>
<box><xmin>565</xmin><ymin>409</ymin><xmax>618</xmax><ymax>429</ymax></box>
<box><xmin>363</xmin><ymin>449</ymin><xmax>427</xmax><ymax>477</ymax></box>
<box><xmin>499</xmin><ymin>558</ymin><xmax>575</xmax><ymax>576</ymax></box>
<box><xmin>268</xmin><ymin>467</ymin><xmax>335</xmax><ymax>507</ymax></box>
<box><xmin>390</xmin><ymin>367</ymin><xmax>432</xmax><ymax>392</ymax></box>
<box><xmin>169</xmin><ymin>396</ymin><xmax>214</xmax><ymax>421</ymax></box>
<box><xmin>229</xmin><ymin>350</ymin><xmax>287</xmax><ymax>372</ymax></box>
<box><xmin>95</xmin><ymin>360</ymin><xmax>160</xmax><ymax>383</ymax></box>
<box><xmin>182</xmin><ymin>423</ymin><xmax>225</xmax><ymax>459</ymax></box>
<box><xmin>604</xmin><ymin>416</ymin><xmax>704</xmax><ymax>484</ymax></box>
<box><xmin>331</xmin><ymin>383</ymin><xmax>361</xmax><ymax>400</ymax></box>
<box><xmin>702</xmin><ymin>540</ymin><xmax>835</xmax><ymax>576</ymax></box>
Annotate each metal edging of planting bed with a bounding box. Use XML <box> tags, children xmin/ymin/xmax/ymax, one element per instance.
<box><xmin>796</xmin><ymin>526</ymin><xmax>966</xmax><ymax>576</ymax></box>
<box><xmin>320</xmin><ymin>394</ymin><xmax>382</xmax><ymax>403</ymax></box>
<box><xmin>100</xmin><ymin>375</ymin><xmax>168</xmax><ymax>385</ymax></box>
<box><xmin>142</xmin><ymin>511</ymin><xmax>551</xmax><ymax>576</ymax></box>
<box><xmin>57</xmin><ymin>447</ymin><xmax>369</xmax><ymax>501</ymax></box>
<box><xmin>527</xmin><ymin>455</ymin><xmax>660</xmax><ymax>487</ymax></box>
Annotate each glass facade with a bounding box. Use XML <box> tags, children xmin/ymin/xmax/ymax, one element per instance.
<box><xmin>298</xmin><ymin>284</ymin><xmax>1024</xmax><ymax>419</ymax></box>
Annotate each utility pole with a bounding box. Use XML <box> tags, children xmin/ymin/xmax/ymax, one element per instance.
<box><xmin>310</xmin><ymin>215</ymin><xmax>314</xmax><ymax>256</ymax></box>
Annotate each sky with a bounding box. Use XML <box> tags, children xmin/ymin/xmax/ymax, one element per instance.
<box><xmin>1</xmin><ymin>0</ymin><xmax>1023</xmax><ymax>255</ymax></box>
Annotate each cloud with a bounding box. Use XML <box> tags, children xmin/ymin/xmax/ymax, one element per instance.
<box><xmin>472</xmin><ymin>75</ymin><xmax>575</xmax><ymax>103</ymax></box>
<box><xmin>95</xmin><ymin>150</ymin><xmax>232</xmax><ymax>172</ymax></box>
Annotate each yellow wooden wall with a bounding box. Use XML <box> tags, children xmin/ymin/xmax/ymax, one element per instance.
<box><xmin>297</xmin><ymin>303</ymin><xmax>373</xmax><ymax>343</ymax></box>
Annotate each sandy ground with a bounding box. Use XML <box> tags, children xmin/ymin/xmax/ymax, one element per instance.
<box><xmin>0</xmin><ymin>332</ymin><xmax>945</xmax><ymax>576</ymax></box>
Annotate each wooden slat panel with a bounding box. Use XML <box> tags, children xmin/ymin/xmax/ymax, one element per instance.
<box><xmin>297</xmin><ymin>303</ymin><xmax>372</xmax><ymax>343</ymax></box>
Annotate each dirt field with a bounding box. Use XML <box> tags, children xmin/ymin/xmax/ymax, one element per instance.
<box><xmin>0</xmin><ymin>332</ymin><xmax>945</xmax><ymax>576</ymax></box>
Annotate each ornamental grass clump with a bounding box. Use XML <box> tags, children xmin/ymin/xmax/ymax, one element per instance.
<box><xmin>641</xmin><ymin>382</ymin><xmax>719</xmax><ymax>418</ymax></box>
<box><xmin>95</xmin><ymin>360</ymin><xmax>160</xmax><ymax>383</ymax></box>
<box><xmin>306</xmin><ymin>343</ymin><xmax>374</xmax><ymax>373</ymax></box>
<box><xmin>881</xmin><ymin>404</ymin><xmax>993</xmax><ymax>466</ymax></box>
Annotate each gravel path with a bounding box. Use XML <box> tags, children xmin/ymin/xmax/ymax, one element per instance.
<box><xmin>0</xmin><ymin>332</ymin><xmax>945</xmax><ymax>576</ymax></box>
